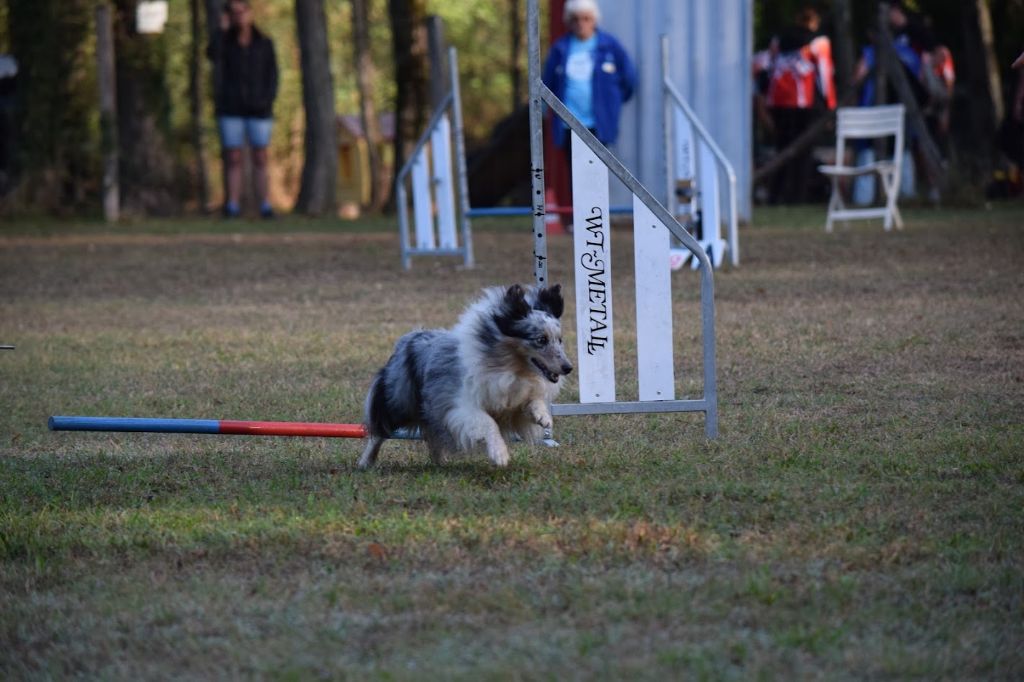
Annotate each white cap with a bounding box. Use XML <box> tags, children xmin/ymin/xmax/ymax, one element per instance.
<box><xmin>563</xmin><ymin>0</ymin><xmax>601</xmax><ymax>25</ymax></box>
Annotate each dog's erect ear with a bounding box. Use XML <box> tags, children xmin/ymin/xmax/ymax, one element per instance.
<box><xmin>534</xmin><ymin>283</ymin><xmax>564</xmax><ymax>319</ymax></box>
<box><xmin>494</xmin><ymin>284</ymin><xmax>533</xmax><ymax>338</ymax></box>
<box><xmin>504</xmin><ymin>284</ymin><xmax>530</xmax><ymax>314</ymax></box>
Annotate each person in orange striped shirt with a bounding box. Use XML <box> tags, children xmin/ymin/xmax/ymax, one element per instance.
<box><xmin>756</xmin><ymin>6</ymin><xmax>837</xmax><ymax>204</ymax></box>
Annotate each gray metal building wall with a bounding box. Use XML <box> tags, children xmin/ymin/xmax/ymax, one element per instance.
<box><xmin>601</xmin><ymin>1</ymin><xmax>753</xmax><ymax>221</ymax></box>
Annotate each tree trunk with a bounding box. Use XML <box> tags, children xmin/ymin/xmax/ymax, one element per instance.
<box><xmin>113</xmin><ymin>0</ymin><xmax>179</xmax><ymax>216</ymax></box>
<box><xmin>189</xmin><ymin>0</ymin><xmax>210</xmax><ymax>212</ymax></box>
<box><xmin>509</xmin><ymin>0</ymin><xmax>524</xmax><ymax>108</ymax></box>
<box><xmin>975</xmin><ymin>0</ymin><xmax>1004</xmax><ymax>125</ymax></box>
<box><xmin>204</xmin><ymin>0</ymin><xmax>239</xmax><ymax>210</ymax></box>
<box><xmin>876</xmin><ymin>3</ymin><xmax>945</xmax><ymax>187</ymax></box>
<box><xmin>294</xmin><ymin>0</ymin><xmax>338</xmax><ymax>216</ymax></box>
<box><xmin>388</xmin><ymin>0</ymin><xmax>429</xmax><ymax>197</ymax></box>
<box><xmin>961</xmin><ymin>0</ymin><xmax>1003</xmax><ymax>164</ymax></box>
<box><xmin>425</xmin><ymin>16</ymin><xmax>448</xmax><ymax>110</ymax></box>
<box><xmin>962</xmin><ymin>0</ymin><xmax>1003</xmax><ymax>122</ymax></box>
<box><xmin>351</xmin><ymin>0</ymin><xmax>387</xmax><ymax>212</ymax></box>
<box><xmin>203</xmin><ymin>0</ymin><xmax>221</xmax><ymax>37</ymax></box>
<box><xmin>96</xmin><ymin>4</ymin><xmax>120</xmax><ymax>222</ymax></box>
<box><xmin>830</xmin><ymin>0</ymin><xmax>855</xmax><ymax>99</ymax></box>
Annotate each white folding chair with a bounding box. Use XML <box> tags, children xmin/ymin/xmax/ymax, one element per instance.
<box><xmin>818</xmin><ymin>104</ymin><xmax>906</xmax><ymax>232</ymax></box>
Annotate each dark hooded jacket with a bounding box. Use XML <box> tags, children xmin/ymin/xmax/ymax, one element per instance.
<box><xmin>207</xmin><ymin>27</ymin><xmax>278</xmax><ymax>118</ymax></box>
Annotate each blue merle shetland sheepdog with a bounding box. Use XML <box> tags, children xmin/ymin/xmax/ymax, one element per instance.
<box><xmin>359</xmin><ymin>284</ymin><xmax>573</xmax><ymax>469</ymax></box>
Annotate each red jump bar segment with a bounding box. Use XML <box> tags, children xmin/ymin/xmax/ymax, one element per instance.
<box><xmin>218</xmin><ymin>420</ymin><xmax>368</xmax><ymax>438</ymax></box>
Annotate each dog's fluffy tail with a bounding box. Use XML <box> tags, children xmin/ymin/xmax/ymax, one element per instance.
<box><xmin>363</xmin><ymin>369</ymin><xmax>395</xmax><ymax>438</ymax></box>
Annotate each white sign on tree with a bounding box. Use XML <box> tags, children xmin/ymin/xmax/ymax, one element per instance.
<box><xmin>136</xmin><ymin>1</ymin><xmax>169</xmax><ymax>34</ymax></box>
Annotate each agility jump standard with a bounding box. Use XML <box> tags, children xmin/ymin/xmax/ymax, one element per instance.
<box><xmin>49</xmin><ymin>416</ymin><xmax>417</xmax><ymax>440</ymax></box>
<box><xmin>525</xmin><ymin>0</ymin><xmax>718</xmax><ymax>438</ymax></box>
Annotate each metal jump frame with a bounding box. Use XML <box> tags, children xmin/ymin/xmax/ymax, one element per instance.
<box><xmin>526</xmin><ymin>0</ymin><xmax>718</xmax><ymax>438</ymax></box>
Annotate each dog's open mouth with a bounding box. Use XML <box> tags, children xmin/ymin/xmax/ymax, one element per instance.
<box><xmin>531</xmin><ymin>358</ymin><xmax>560</xmax><ymax>383</ymax></box>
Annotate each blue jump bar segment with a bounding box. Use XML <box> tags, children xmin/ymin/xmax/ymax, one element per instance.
<box><xmin>467</xmin><ymin>207</ymin><xmax>532</xmax><ymax>217</ymax></box>
<box><xmin>49</xmin><ymin>416</ymin><xmax>222</xmax><ymax>434</ymax></box>
<box><xmin>467</xmin><ymin>206</ymin><xmax>633</xmax><ymax>218</ymax></box>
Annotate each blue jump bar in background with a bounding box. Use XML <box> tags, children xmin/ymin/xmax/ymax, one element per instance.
<box><xmin>467</xmin><ymin>206</ymin><xmax>633</xmax><ymax>218</ymax></box>
<box><xmin>467</xmin><ymin>206</ymin><xmax>532</xmax><ymax>217</ymax></box>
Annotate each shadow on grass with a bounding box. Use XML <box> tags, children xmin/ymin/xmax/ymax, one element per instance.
<box><xmin>368</xmin><ymin>459</ymin><xmax>535</xmax><ymax>488</ymax></box>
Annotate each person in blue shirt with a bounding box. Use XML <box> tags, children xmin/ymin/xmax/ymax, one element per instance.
<box><xmin>542</xmin><ymin>0</ymin><xmax>636</xmax><ymax>228</ymax></box>
<box><xmin>543</xmin><ymin>0</ymin><xmax>636</xmax><ymax>149</ymax></box>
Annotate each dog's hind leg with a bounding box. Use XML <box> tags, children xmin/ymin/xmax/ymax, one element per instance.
<box><xmin>421</xmin><ymin>434</ymin><xmax>443</xmax><ymax>465</ymax></box>
<box><xmin>358</xmin><ymin>436</ymin><xmax>385</xmax><ymax>470</ymax></box>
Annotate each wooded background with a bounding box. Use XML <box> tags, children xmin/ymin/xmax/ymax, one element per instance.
<box><xmin>0</xmin><ymin>0</ymin><xmax>1021</xmax><ymax>217</ymax></box>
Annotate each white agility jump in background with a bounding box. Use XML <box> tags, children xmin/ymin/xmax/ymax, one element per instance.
<box><xmin>394</xmin><ymin>47</ymin><xmax>474</xmax><ymax>270</ymax></box>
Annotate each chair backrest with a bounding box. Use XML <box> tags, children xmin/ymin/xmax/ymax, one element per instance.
<box><xmin>837</xmin><ymin>105</ymin><xmax>905</xmax><ymax>138</ymax></box>
<box><xmin>835</xmin><ymin>104</ymin><xmax>906</xmax><ymax>162</ymax></box>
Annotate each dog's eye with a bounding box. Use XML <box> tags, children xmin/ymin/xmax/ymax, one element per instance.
<box><xmin>536</xmin><ymin>334</ymin><xmax>549</xmax><ymax>346</ymax></box>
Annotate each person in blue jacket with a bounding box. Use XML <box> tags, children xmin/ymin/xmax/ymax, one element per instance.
<box><xmin>542</xmin><ymin>0</ymin><xmax>635</xmax><ymax>228</ymax></box>
<box><xmin>543</xmin><ymin>0</ymin><xmax>636</xmax><ymax>150</ymax></box>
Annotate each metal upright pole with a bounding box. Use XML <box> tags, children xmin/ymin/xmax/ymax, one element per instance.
<box><xmin>662</xmin><ymin>36</ymin><xmax>676</xmax><ymax>218</ymax></box>
<box><xmin>397</xmin><ymin>182</ymin><xmax>412</xmax><ymax>270</ymax></box>
<box><xmin>449</xmin><ymin>47</ymin><xmax>474</xmax><ymax>268</ymax></box>
<box><xmin>527</xmin><ymin>0</ymin><xmax>549</xmax><ymax>287</ymax></box>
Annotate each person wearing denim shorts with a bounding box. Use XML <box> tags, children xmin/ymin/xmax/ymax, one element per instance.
<box><xmin>208</xmin><ymin>0</ymin><xmax>278</xmax><ymax>218</ymax></box>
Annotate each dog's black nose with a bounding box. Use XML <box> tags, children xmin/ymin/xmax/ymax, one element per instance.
<box><xmin>561</xmin><ymin>363</ymin><xmax>574</xmax><ymax>375</ymax></box>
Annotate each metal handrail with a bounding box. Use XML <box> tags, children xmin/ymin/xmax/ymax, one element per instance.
<box><xmin>662</xmin><ymin>35</ymin><xmax>740</xmax><ymax>266</ymax></box>
<box><xmin>541</xmin><ymin>88</ymin><xmax>713</xmax><ymax>273</ymax></box>
<box><xmin>394</xmin><ymin>91</ymin><xmax>454</xmax><ymax>189</ymax></box>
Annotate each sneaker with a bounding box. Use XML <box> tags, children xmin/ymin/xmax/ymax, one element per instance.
<box><xmin>223</xmin><ymin>203</ymin><xmax>241</xmax><ymax>219</ymax></box>
<box><xmin>259</xmin><ymin>204</ymin><xmax>275</xmax><ymax>219</ymax></box>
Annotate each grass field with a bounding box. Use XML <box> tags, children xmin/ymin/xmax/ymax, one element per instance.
<box><xmin>1</xmin><ymin>206</ymin><xmax>1022</xmax><ymax>679</ymax></box>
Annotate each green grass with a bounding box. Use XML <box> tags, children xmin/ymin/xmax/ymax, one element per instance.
<box><xmin>1</xmin><ymin>205</ymin><xmax>1022</xmax><ymax>678</ymax></box>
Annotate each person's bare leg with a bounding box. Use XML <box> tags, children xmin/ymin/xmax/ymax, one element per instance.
<box><xmin>225</xmin><ymin>148</ymin><xmax>243</xmax><ymax>214</ymax></box>
<box><xmin>253</xmin><ymin>147</ymin><xmax>270</xmax><ymax>202</ymax></box>
<box><xmin>252</xmin><ymin>146</ymin><xmax>271</xmax><ymax>215</ymax></box>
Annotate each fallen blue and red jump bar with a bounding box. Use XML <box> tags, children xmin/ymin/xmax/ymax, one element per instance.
<box><xmin>48</xmin><ymin>416</ymin><xmax>417</xmax><ymax>439</ymax></box>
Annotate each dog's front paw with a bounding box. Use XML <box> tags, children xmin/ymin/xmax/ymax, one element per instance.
<box><xmin>528</xmin><ymin>401</ymin><xmax>553</xmax><ymax>430</ymax></box>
